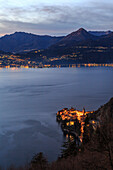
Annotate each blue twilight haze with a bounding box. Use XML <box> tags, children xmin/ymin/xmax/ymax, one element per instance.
<box><xmin>0</xmin><ymin>0</ymin><xmax>113</xmax><ymax>36</ymax></box>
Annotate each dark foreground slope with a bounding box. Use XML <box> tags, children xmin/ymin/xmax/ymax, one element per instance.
<box><xmin>9</xmin><ymin>98</ymin><xmax>113</xmax><ymax>170</ymax></box>
<box><xmin>30</xmin><ymin>98</ymin><xmax>113</xmax><ymax>170</ymax></box>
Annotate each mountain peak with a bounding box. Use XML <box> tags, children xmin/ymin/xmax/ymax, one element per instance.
<box><xmin>61</xmin><ymin>28</ymin><xmax>94</xmax><ymax>42</ymax></box>
<box><xmin>77</xmin><ymin>28</ymin><xmax>87</xmax><ymax>33</ymax></box>
<box><xmin>14</xmin><ymin>31</ymin><xmax>26</xmax><ymax>34</ymax></box>
<box><xmin>75</xmin><ymin>28</ymin><xmax>88</xmax><ymax>36</ymax></box>
<box><xmin>13</xmin><ymin>31</ymin><xmax>32</xmax><ymax>36</ymax></box>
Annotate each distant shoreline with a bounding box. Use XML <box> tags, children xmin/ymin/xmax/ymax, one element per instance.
<box><xmin>0</xmin><ymin>63</ymin><xmax>113</xmax><ymax>69</ymax></box>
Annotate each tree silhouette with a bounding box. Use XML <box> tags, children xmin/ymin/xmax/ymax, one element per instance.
<box><xmin>30</xmin><ymin>152</ymin><xmax>48</xmax><ymax>170</ymax></box>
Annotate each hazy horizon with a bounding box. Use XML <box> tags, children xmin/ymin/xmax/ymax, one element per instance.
<box><xmin>0</xmin><ymin>28</ymin><xmax>112</xmax><ymax>37</ymax></box>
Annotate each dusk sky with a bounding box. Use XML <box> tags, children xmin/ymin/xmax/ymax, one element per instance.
<box><xmin>0</xmin><ymin>0</ymin><xmax>113</xmax><ymax>36</ymax></box>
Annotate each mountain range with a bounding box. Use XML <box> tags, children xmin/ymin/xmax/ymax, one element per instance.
<box><xmin>49</xmin><ymin>28</ymin><xmax>113</xmax><ymax>48</ymax></box>
<box><xmin>0</xmin><ymin>32</ymin><xmax>64</xmax><ymax>53</ymax></box>
<box><xmin>40</xmin><ymin>28</ymin><xmax>113</xmax><ymax>59</ymax></box>
<box><xmin>0</xmin><ymin>28</ymin><xmax>112</xmax><ymax>53</ymax></box>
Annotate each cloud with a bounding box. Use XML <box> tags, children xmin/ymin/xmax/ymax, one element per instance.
<box><xmin>0</xmin><ymin>1</ymin><xmax>113</xmax><ymax>35</ymax></box>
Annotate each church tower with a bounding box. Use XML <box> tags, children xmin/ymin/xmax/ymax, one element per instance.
<box><xmin>82</xmin><ymin>107</ymin><xmax>85</xmax><ymax>114</ymax></box>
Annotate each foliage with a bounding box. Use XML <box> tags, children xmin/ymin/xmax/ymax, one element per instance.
<box><xmin>30</xmin><ymin>152</ymin><xmax>48</xmax><ymax>170</ymax></box>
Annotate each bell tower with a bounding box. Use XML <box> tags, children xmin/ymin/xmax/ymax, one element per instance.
<box><xmin>82</xmin><ymin>107</ymin><xmax>85</xmax><ymax>114</ymax></box>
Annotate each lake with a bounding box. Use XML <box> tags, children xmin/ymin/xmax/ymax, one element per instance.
<box><xmin>0</xmin><ymin>67</ymin><xmax>113</xmax><ymax>168</ymax></box>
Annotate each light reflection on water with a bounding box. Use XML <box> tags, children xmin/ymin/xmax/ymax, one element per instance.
<box><xmin>0</xmin><ymin>67</ymin><xmax>113</xmax><ymax>168</ymax></box>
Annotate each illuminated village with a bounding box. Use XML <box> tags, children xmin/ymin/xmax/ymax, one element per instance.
<box><xmin>0</xmin><ymin>52</ymin><xmax>113</xmax><ymax>69</ymax></box>
<box><xmin>57</xmin><ymin>107</ymin><xmax>95</xmax><ymax>142</ymax></box>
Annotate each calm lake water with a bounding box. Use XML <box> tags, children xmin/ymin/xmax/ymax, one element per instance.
<box><xmin>0</xmin><ymin>67</ymin><xmax>113</xmax><ymax>168</ymax></box>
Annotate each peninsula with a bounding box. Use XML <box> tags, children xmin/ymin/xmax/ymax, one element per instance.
<box><xmin>57</xmin><ymin>107</ymin><xmax>98</xmax><ymax>142</ymax></box>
